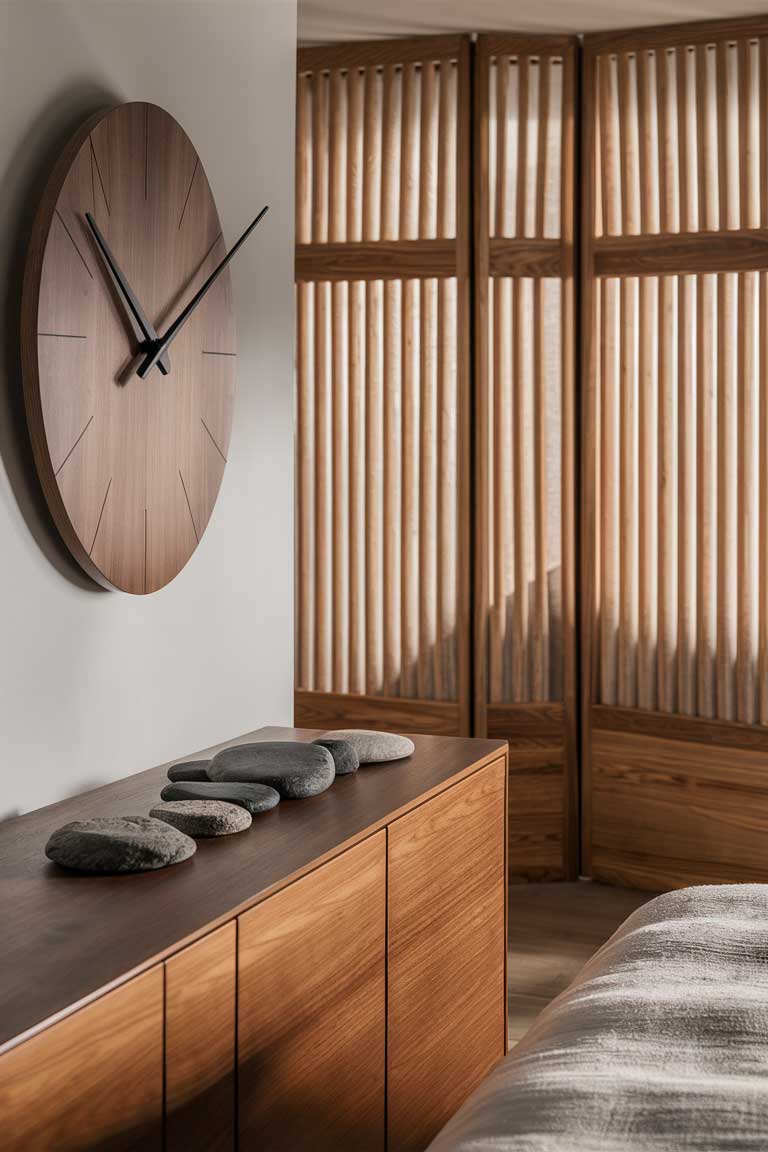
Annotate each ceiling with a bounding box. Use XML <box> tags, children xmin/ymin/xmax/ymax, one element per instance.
<box><xmin>298</xmin><ymin>0</ymin><xmax>768</xmax><ymax>42</ymax></box>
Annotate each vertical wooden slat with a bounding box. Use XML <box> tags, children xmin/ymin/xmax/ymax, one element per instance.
<box><xmin>381</xmin><ymin>64</ymin><xmax>401</xmax><ymax>241</ymax></box>
<box><xmin>535</xmin><ymin>56</ymin><xmax>551</xmax><ymax>239</ymax></box>
<box><xmin>657</xmin><ymin>275</ymin><xmax>678</xmax><ymax>712</ymax></box>
<box><xmin>638</xmin><ymin>276</ymin><xmax>658</xmax><ymax>710</ymax></box>
<box><xmin>760</xmin><ymin>270</ymin><xmax>768</xmax><ymax>722</ymax></box>
<box><xmin>516</xmin><ymin>56</ymin><xmax>530</xmax><ymax>240</ymax></box>
<box><xmin>363</xmin><ymin>65</ymin><xmax>382</xmax><ymax>242</ymax></box>
<box><xmin>347</xmin><ymin>67</ymin><xmax>365</xmax><ymax>242</ymax></box>
<box><xmin>657</xmin><ymin>48</ymin><xmax>671</xmax><ymax>233</ymax></box>
<box><xmin>697</xmin><ymin>273</ymin><xmax>717</xmax><ymax>718</ymax></box>
<box><xmin>297</xmin><ymin>73</ymin><xmax>312</xmax><ymax>244</ymax></box>
<box><xmin>618</xmin><ymin>277</ymin><xmax>638</xmax><ymax>707</ymax></box>
<box><xmin>716</xmin><ymin>272</ymin><xmax>736</xmax><ymax>720</ymax></box>
<box><xmin>314</xmin><ymin>281</ymin><xmax>332</xmax><ymax>691</ymax></box>
<box><xmin>600</xmin><ymin>277</ymin><xmax>620</xmax><ymax>705</ymax></box>
<box><xmin>676</xmin><ymin>47</ymin><xmax>689</xmax><ymax>234</ymax></box>
<box><xmin>418</xmin><ymin>278</ymin><xmax>438</xmax><ymax>698</ymax></box>
<box><xmin>383</xmin><ymin>280</ymin><xmax>402</xmax><ymax>695</ymax></box>
<box><xmin>637</xmin><ymin>49</ymin><xmax>651</xmax><ymax>235</ymax></box>
<box><xmin>677</xmin><ymin>274</ymin><xmax>697</xmax><ymax>714</ymax></box>
<box><xmin>495</xmin><ymin>56</ymin><xmax>509</xmax><ymax>238</ymax></box>
<box><xmin>437</xmin><ymin>279</ymin><xmax>458</xmax><ymax>700</ymax></box>
<box><xmin>737</xmin><ymin>271</ymin><xmax>758</xmax><ymax>722</ymax></box>
<box><xmin>532</xmin><ymin>277</ymin><xmax>549</xmax><ymax>699</ymax></box>
<box><xmin>297</xmin><ymin>282</ymin><xmax>315</xmax><ymax>690</ymax></box>
<box><xmin>419</xmin><ymin>62</ymin><xmax>439</xmax><ymax>239</ymax></box>
<box><xmin>512</xmin><ymin>278</ymin><xmax>533</xmax><ymax>701</ymax></box>
<box><xmin>329</xmin><ymin>68</ymin><xmax>347</xmax><ymax>242</ymax></box>
<box><xmin>761</xmin><ymin>39</ymin><xmax>768</xmax><ymax>231</ymax></box>
<box><xmin>437</xmin><ymin>60</ymin><xmax>457</xmax><ymax>239</ymax></box>
<box><xmin>348</xmin><ymin>280</ymin><xmax>366</xmax><ymax>693</ymax></box>
<box><xmin>738</xmin><ymin>39</ymin><xmax>749</xmax><ymax>232</ymax></box>
<box><xmin>401</xmin><ymin>278</ymin><xmax>420</xmax><ymax>699</ymax></box>
<box><xmin>716</xmin><ymin>41</ymin><xmax>729</xmax><ymax>231</ymax></box>
<box><xmin>365</xmin><ymin>279</ymin><xmax>384</xmax><ymax>694</ymax></box>
<box><xmin>400</xmin><ymin>63</ymin><xmax>419</xmax><ymax>241</ymax></box>
<box><xmin>695</xmin><ymin>44</ymin><xmax>709</xmax><ymax>232</ymax></box>
<box><xmin>312</xmin><ymin>70</ymin><xmax>329</xmax><ymax>243</ymax></box>
<box><xmin>331</xmin><ymin>282</ymin><xmax>349</xmax><ymax>690</ymax></box>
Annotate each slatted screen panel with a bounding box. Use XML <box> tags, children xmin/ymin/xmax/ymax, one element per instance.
<box><xmin>475</xmin><ymin>35</ymin><xmax>578</xmax><ymax>880</ymax></box>
<box><xmin>584</xmin><ymin>16</ymin><xmax>768</xmax><ymax>891</ymax></box>
<box><xmin>295</xmin><ymin>37</ymin><xmax>471</xmax><ymax>736</ymax></box>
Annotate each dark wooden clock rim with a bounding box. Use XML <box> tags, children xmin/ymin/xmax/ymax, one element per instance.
<box><xmin>0</xmin><ymin>727</ymin><xmax>507</xmax><ymax>1056</ymax></box>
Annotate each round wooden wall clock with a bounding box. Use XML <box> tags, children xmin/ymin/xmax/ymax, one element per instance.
<box><xmin>22</xmin><ymin>102</ymin><xmax>237</xmax><ymax>593</ymax></box>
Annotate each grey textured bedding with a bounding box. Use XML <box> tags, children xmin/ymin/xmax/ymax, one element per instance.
<box><xmin>428</xmin><ymin>885</ymin><xmax>768</xmax><ymax>1151</ymax></box>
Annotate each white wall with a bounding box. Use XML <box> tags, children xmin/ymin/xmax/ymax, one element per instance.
<box><xmin>0</xmin><ymin>0</ymin><xmax>296</xmax><ymax>818</ymax></box>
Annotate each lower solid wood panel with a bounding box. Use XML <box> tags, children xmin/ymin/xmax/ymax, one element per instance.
<box><xmin>165</xmin><ymin>922</ymin><xmax>236</xmax><ymax>1152</ymax></box>
<box><xmin>0</xmin><ymin>967</ymin><xmax>163</xmax><ymax>1152</ymax></box>
<box><xmin>487</xmin><ymin>703</ymin><xmax>569</xmax><ymax>882</ymax></box>
<box><xmin>294</xmin><ymin>688</ymin><xmax>463</xmax><ymax>735</ymax></box>
<box><xmin>387</xmin><ymin>758</ymin><xmax>507</xmax><ymax>1152</ymax></box>
<box><xmin>590</xmin><ymin>707</ymin><xmax>768</xmax><ymax>890</ymax></box>
<box><xmin>238</xmin><ymin>831</ymin><xmax>386</xmax><ymax>1151</ymax></box>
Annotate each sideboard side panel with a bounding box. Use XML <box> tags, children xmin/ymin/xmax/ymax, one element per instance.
<box><xmin>387</xmin><ymin>757</ymin><xmax>507</xmax><ymax>1151</ymax></box>
<box><xmin>238</xmin><ymin>830</ymin><xmax>387</xmax><ymax>1151</ymax></box>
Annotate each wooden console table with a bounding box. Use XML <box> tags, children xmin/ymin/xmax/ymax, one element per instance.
<box><xmin>0</xmin><ymin>727</ymin><xmax>507</xmax><ymax>1152</ymax></box>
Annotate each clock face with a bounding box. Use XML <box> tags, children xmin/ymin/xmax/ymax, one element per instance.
<box><xmin>23</xmin><ymin>102</ymin><xmax>236</xmax><ymax>593</ymax></box>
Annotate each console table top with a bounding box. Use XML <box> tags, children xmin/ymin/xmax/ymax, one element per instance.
<box><xmin>0</xmin><ymin>725</ymin><xmax>505</xmax><ymax>1054</ymax></box>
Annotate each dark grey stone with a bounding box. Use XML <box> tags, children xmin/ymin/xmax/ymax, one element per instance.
<box><xmin>321</xmin><ymin>729</ymin><xmax>415</xmax><ymax>764</ymax></box>
<box><xmin>160</xmin><ymin>780</ymin><xmax>280</xmax><ymax>815</ymax></box>
<box><xmin>167</xmin><ymin>760</ymin><xmax>211</xmax><ymax>783</ymax></box>
<box><xmin>150</xmin><ymin>800</ymin><xmax>252</xmax><ymax>837</ymax></box>
<box><xmin>45</xmin><ymin>816</ymin><xmax>196</xmax><ymax>873</ymax></box>
<box><xmin>208</xmin><ymin>741</ymin><xmax>335</xmax><ymax>799</ymax></box>
<box><xmin>312</xmin><ymin>738</ymin><xmax>359</xmax><ymax>776</ymax></box>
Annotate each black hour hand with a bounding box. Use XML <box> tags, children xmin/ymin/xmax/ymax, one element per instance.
<box><xmin>85</xmin><ymin>212</ymin><xmax>170</xmax><ymax>375</ymax></box>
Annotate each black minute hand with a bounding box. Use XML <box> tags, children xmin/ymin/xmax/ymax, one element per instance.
<box><xmin>137</xmin><ymin>205</ymin><xmax>269</xmax><ymax>380</ymax></box>
<box><xmin>85</xmin><ymin>212</ymin><xmax>170</xmax><ymax>375</ymax></box>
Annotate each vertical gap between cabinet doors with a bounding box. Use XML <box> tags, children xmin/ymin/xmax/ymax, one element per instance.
<box><xmin>384</xmin><ymin>824</ymin><xmax>390</xmax><ymax>1152</ymax></box>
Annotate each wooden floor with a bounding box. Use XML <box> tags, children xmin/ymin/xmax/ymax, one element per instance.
<box><xmin>508</xmin><ymin>880</ymin><xmax>657</xmax><ymax>1046</ymax></box>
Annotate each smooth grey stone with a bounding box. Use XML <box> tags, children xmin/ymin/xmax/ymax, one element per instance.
<box><xmin>321</xmin><ymin>729</ymin><xmax>415</xmax><ymax>764</ymax></box>
<box><xmin>208</xmin><ymin>741</ymin><xmax>335</xmax><ymax>799</ymax></box>
<box><xmin>150</xmin><ymin>800</ymin><xmax>251</xmax><ymax>837</ymax></box>
<box><xmin>312</xmin><ymin>738</ymin><xmax>359</xmax><ymax>776</ymax></box>
<box><xmin>161</xmin><ymin>780</ymin><xmax>280</xmax><ymax>815</ymax></box>
<box><xmin>45</xmin><ymin>816</ymin><xmax>196</xmax><ymax>873</ymax></box>
<box><xmin>167</xmin><ymin>760</ymin><xmax>211</xmax><ymax>783</ymax></box>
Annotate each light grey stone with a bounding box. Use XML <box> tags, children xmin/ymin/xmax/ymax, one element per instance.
<box><xmin>150</xmin><ymin>800</ymin><xmax>252</xmax><ymax>837</ymax></box>
<box><xmin>167</xmin><ymin>760</ymin><xmax>211</xmax><ymax>783</ymax></box>
<box><xmin>45</xmin><ymin>816</ymin><xmax>196</xmax><ymax>873</ymax></box>
<box><xmin>312</xmin><ymin>738</ymin><xmax>359</xmax><ymax>776</ymax></box>
<box><xmin>321</xmin><ymin>729</ymin><xmax>415</xmax><ymax>764</ymax></box>
<box><xmin>160</xmin><ymin>780</ymin><xmax>280</xmax><ymax>815</ymax></box>
<box><xmin>208</xmin><ymin>741</ymin><xmax>335</xmax><ymax>799</ymax></box>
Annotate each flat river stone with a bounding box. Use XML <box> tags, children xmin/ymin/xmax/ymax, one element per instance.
<box><xmin>161</xmin><ymin>780</ymin><xmax>280</xmax><ymax>815</ymax></box>
<box><xmin>321</xmin><ymin>729</ymin><xmax>415</xmax><ymax>764</ymax></box>
<box><xmin>208</xmin><ymin>741</ymin><xmax>335</xmax><ymax>799</ymax></box>
<box><xmin>45</xmin><ymin>816</ymin><xmax>196</xmax><ymax>873</ymax></box>
<box><xmin>150</xmin><ymin>800</ymin><xmax>251</xmax><ymax>837</ymax></box>
<box><xmin>167</xmin><ymin>760</ymin><xmax>211</xmax><ymax>783</ymax></box>
<box><xmin>312</xmin><ymin>738</ymin><xmax>359</xmax><ymax>776</ymax></box>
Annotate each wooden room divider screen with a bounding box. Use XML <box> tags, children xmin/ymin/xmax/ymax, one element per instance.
<box><xmin>294</xmin><ymin>37</ymin><xmax>472</xmax><ymax>737</ymax></box>
<box><xmin>474</xmin><ymin>35</ymin><xmax>578</xmax><ymax>880</ymax></box>
<box><xmin>583</xmin><ymin>15</ymin><xmax>768</xmax><ymax>889</ymax></box>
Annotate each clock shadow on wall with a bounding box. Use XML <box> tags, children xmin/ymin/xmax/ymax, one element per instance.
<box><xmin>3</xmin><ymin>89</ymin><xmax>263</xmax><ymax>595</ymax></box>
<box><xmin>0</xmin><ymin>85</ymin><xmax>116</xmax><ymax>592</ymax></box>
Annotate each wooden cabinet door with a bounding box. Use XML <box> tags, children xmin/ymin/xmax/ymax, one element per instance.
<box><xmin>0</xmin><ymin>966</ymin><xmax>163</xmax><ymax>1152</ymax></box>
<box><xmin>165</xmin><ymin>922</ymin><xmax>236</xmax><ymax>1152</ymax></box>
<box><xmin>387</xmin><ymin>759</ymin><xmax>507</xmax><ymax>1151</ymax></box>
<box><xmin>238</xmin><ymin>831</ymin><xmax>386</xmax><ymax>1151</ymax></box>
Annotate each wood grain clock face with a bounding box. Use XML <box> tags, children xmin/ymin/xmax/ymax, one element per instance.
<box><xmin>23</xmin><ymin>102</ymin><xmax>236</xmax><ymax>593</ymax></box>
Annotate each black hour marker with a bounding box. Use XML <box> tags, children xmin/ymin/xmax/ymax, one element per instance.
<box><xmin>90</xmin><ymin>476</ymin><xmax>112</xmax><ymax>555</ymax></box>
<box><xmin>202</xmin><ymin>350</ymin><xmax>236</xmax><ymax>357</ymax></box>
<box><xmin>89</xmin><ymin>137</ymin><xmax>111</xmax><ymax>215</ymax></box>
<box><xmin>38</xmin><ymin>332</ymin><xmax>87</xmax><ymax>340</ymax></box>
<box><xmin>178</xmin><ymin>469</ymin><xmax>199</xmax><ymax>542</ymax></box>
<box><xmin>55</xmin><ymin>414</ymin><xmax>94</xmax><ymax>476</ymax></box>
